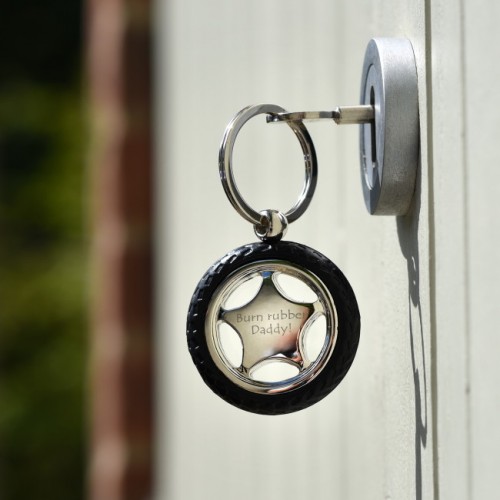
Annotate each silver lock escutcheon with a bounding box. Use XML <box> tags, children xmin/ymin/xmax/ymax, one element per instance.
<box><xmin>360</xmin><ymin>38</ymin><xmax>419</xmax><ymax>215</ymax></box>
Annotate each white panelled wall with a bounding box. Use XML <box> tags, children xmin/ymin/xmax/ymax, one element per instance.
<box><xmin>155</xmin><ymin>1</ymin><xmax>500</xmax><ymax>499</ymax></box>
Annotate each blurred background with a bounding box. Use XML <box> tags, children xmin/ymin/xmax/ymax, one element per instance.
<box><xmin>0</xmin><ymin>1</ymin><xmax>87</xmax><ymax>498</ymax></box>
<box><xmin>1</xmin><ymin>0</ymin><xmax>154</xmax><ymax>498</ymax></box>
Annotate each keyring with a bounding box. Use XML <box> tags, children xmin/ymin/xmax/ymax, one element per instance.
<box><xmin>218</xmin><ymin>104</ymin><xmax>318</xmax><ymax>226</ymax></box>
<box><xmin>188</xmin><ymin>103</ymin><xmax>360</xmax><ymax>415</ymax></box>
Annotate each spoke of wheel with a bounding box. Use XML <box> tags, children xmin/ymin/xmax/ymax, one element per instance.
<box><xmin>297</xmin><ymin>308</ymin><xmax>326</xmax><ymax>369</ymax></box>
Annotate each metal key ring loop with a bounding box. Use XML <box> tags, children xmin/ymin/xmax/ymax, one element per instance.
<box><xmin>218</xmin><ymin>104</ymin><xmax>318</xmax><ymax>225</ymax></box>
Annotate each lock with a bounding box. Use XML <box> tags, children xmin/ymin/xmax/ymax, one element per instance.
<box><xmin>360</xmin><ymin>38</ymin><xmax>419</xmax><ymax>215</ymax></box>
<box><xmin>267</xmin><ymin>37</ymin><xmax>420</xmax><ymax>216</ymax></box>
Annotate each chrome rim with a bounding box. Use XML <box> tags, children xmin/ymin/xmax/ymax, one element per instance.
<box><xmin>205</xmin><ymin>260</ymin><xmax>338</xmax><ymax>394</ymax></box>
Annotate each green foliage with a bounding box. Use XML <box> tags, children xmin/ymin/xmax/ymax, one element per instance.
<box><xmin>0</xmin><ymin>1</ymin><xmax>86</xmax><ymax>498</ymax></box>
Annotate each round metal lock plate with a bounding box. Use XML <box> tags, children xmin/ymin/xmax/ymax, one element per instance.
<box><xmin>360</xmin><ymin>38</ymin><xmax>419</xmax><ymax>215</ymax></box>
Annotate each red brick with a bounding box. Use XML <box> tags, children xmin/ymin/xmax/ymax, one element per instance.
<box><xmin>87</xmin><ymin>0</ymin><xmax>154</xmax><ymax>498</ymax></box>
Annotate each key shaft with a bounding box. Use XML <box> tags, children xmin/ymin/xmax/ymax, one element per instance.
<box><xmin>267</xmin><ymin>105</ymin><xmax>374</xmax><ymax>125</ymax></box>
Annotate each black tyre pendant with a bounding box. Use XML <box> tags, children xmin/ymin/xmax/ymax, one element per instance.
<box><xmin>187</xmin><ymin>241</ymin><xmax>360</xmax><ymax>415</ymax></box>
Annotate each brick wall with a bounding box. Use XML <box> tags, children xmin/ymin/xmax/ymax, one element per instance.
<box><xmin>87</xmin><ymin>0</ymin><xmax>154</xmax><ymax>498</ymax></box>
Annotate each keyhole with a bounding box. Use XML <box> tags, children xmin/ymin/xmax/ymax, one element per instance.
<box><xmin>370</xmin><ymin>86</ymin><xmax>377</xmax><ymax>164</ymax></box>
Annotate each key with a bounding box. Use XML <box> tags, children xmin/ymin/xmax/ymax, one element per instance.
<box><xmin>266</xmin><ymin>104</ymin><xmax>374</xmax><ymax>125</ymax></box>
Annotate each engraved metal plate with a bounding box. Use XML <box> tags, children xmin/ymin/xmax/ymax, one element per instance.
<box><xmin>205</xmin><ymin>260</ymin><xmax>338</xmax><ymax>394</ymax></box>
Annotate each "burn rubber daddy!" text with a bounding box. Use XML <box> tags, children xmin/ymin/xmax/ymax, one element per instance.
<box><xmin>235</xmin><ymin>309</ymin><xmax>307</xmax><ymax>336</ymax></box>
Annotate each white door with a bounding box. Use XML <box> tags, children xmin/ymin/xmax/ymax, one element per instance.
<box><xmin>156</xmin><ymin>1</ymin><xmax>500</xmax><ymax>498</ymax></box>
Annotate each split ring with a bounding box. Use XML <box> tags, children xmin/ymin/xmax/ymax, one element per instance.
<box><xmin>218</xmin><ymin>104</ymin><xmax>318</xmax><ymax>225</ymax></box>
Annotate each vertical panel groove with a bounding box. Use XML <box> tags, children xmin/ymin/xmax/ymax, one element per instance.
<box><xmin>459</xmin><ymin>0</ymin><xmax>472</xmax><ymax>497</ymax></box>
<box><xmin>424</xmin><ymin>0</ymin><xmax>439</xmax><ymax>498</ymax></box>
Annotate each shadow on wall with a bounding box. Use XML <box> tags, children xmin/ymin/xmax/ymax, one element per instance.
<box><xmin>397</xmin><ymin>157</ymin><xmax>428</xmax><ymax>500</ymax></box>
